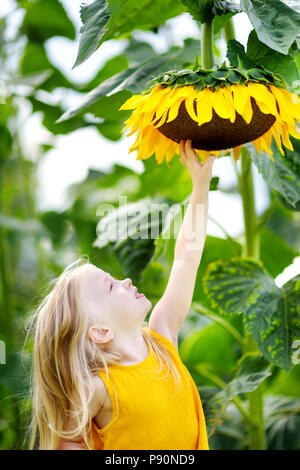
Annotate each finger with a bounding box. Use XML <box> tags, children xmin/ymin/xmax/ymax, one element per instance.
<box><xmin>179</xmin><ymin>140</ymin><xmax>186</xmax><ymax>157</ymax></box>
<box><xmin>206</xmin><ymin>154</ymin><xmax>216</xmax><ymax>164</ymax></box>
<box><xmin>185</xmin><ymin>139</ymin><xmax>196</xmax><ymax>159</ymax></box>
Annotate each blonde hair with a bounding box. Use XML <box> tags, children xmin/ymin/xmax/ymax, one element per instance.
<box><xmin>24</xmin><ymin>256</ymin><xmax>181</xmax><ymax>450</ymax></box>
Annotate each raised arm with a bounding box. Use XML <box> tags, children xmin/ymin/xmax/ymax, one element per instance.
<box><xmin>149</xmin><ymin>140</ymin><xmax>216</xmax><ymax>348</ymax></box>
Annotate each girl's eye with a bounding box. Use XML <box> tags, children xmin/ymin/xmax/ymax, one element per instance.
<box><xmin>110</xmin><ymin>283</ymin><xmax>113</xmax><ymax>292</ymax></box>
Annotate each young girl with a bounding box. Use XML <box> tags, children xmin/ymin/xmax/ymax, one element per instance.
<box><xmin>26</xmin><ymin>139</ymin><xmax>216</xmax><ymax>450</ymax></box>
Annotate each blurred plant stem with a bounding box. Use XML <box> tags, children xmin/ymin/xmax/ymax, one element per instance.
<box><xmin>239</xmin><ymin>145</ymin><xmax>266</xmax><ymax>450</ymax></box>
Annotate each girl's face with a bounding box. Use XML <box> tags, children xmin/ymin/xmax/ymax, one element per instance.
<box><xmin>80</xmin><ymin>266</ymin><xmax>152</xmax><ymax>328</ymax></box>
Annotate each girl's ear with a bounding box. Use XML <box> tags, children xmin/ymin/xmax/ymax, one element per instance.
<box><xmin>88</xmin><ymin>326</ymin><xmax>114</xmax><ymax>344</ymax></box>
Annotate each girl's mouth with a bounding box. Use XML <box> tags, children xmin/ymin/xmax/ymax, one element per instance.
<box><xmin>134</xmin><ymin>287</ymin><xmax>144</xmax><ymax>298</ymax></box>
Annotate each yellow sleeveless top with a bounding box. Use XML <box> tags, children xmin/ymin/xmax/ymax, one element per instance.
<box><xmin>87</xmin><ymin>327</ymin><xmax>209</xmax><ymax>450</ymax></box>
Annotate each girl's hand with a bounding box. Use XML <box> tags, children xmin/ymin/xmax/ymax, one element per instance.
<box><xmin>179</xmin><ymin>139</ymin><xmax>216</xmax><ymax>194</ymax></box>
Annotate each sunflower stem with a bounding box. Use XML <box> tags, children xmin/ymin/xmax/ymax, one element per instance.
<box><xmin>223</xmin><ymin>17</ymin><xmax>235</xmax><ymax>43</ymax></box>
<box><xmin>239</xmin><ymin>146</ymin><xmax>266</xmax><ymax>450</ymax></box>
<box><xmin>201</xmin><ymin>22</ymin><xmax>214</xmax><ymax>69</ymax></box>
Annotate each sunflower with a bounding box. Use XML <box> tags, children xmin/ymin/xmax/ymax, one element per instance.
<box><xmin>119</xmin><ymin>66</ymin><xmax>300</xmax><ymax>165</ymax></box>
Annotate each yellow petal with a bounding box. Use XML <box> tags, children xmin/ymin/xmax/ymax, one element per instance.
<box><xmin>281</xmin><ymin>121</ymin><xmax>294</xmax><ymax>151</ymax></box>
<box><xmin>251</xmin><ymin>136</ymin><xmax>263</xmax><ymax>155</ymax></box>
<box><xmin>246</xmin><ymin>83</ymin><xmax>278</xmax><ymax>117</ymax></box>
<box><xmin>138</xmin><ymin>129</ymin><xmax>156</xmax><ymax>159</ymax></box>
<box><xmin>270</xmin><ymin>121</ymin><xmax>284</xmax><ymax>155</ymax></box>
<box><xmin>118</xmin><ymin>94</ymin><xmax>145</xmax><ymax>110</ymax></box>
<box><xmin>185</xmin><ymin>96</ymin><xmax>198</xmax><ymax>122</ymax></box>
<box><xmin>258</xmin><ymin>132</ymin><xmax>274</xmax><ymax>160</ymax></box>
<box><xmin>150</xmin><ymin>92</ymin><xmax>170</xmax><ymax>124</ymax></box>
<box><xmin>141</xmin><ymin>87</ymin><xmax>168</xmax><ymax>113</ymax></box>
<box><xmin>165</xmin><ymin>140</ymin><xmax>178</xmax><ymax>165</ymax></box>
<box><xmin>211</xmin><ymin>88</ymin><xmax>231</xmax><ymax>119</ymax></box>
<box><xmin>140</xmin><ymin>110</ymin><xmax>157</xmax><ymax>129</ymax></box>
<box><xmin>268</xmin><ymin>85</ymin><xmax>294</xmax><ymax>126</ymax></box>
<box><xmin>232</xmin><ymin>83</ymin><xmax>250</xmax><ymax>115</ymax></box>
<box><xmin>154</xmin><ymin>132</ymin><xmax>169</xmax><ymax>164</ymax></box>
<box><xmin>232</xmin><ymin>145</ymin><xmax>242</xmax><ymax>162</ymax></box>
<box><xmin>240</xmin><ymin>96</ymin><xmax>253</xmax><ymax>124</ymax></box>
<box><xmin>221</xmin><ymin>87</ymin><xmax>236</xmax><ymax>123</ymax></box>
<box><xmin>153</xmin><ymin>107</ymin><xmax>169</xmax><ymax>128</ymax></box>
<box><xmin>196</xmin><ymin>88</ymin><xmax>213</xmax><ymax>126</ymax></box>
<box><xmin>255</xmin><ymin>100</ymin><xmax>273</xmax><ymax>115</ymax></box>
<box><xmin>166</xmin><ymin>97</ymin><xmax>184</xmax><ymax>123</ymax></box>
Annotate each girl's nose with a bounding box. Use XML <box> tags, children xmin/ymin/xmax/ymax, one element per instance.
<box><xmin>123</xmin><ymin>278</ymin><xmax>132</xmax><ymax>288</ymax></box>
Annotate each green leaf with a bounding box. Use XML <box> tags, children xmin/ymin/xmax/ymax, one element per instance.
<box><xmin>123</xmin><ymin>39</ymin><xmax>158</xmax><ymax>64</ymax></box>
<box><xmin>205</xmin><ymin>353</ymin><xmax>272</xmax><ymax>436</ymax></box>
<box><xmin>72</xmin><ymin>0</ymin><xmax>185</xmax><ymax>68</ymax></box>
<box><xmin>247</xmin><ymin>138</ymin><xmax>300</xmax><ymax>209</ymax></box>
<box><xmin>212</xmin><ymin>0</ymin><xmax>242</xmax><ymax>17</ymax></box>
<box><xmin>227</xmin><ymin>69</ymin><xmax>242</xmax><ymax>83</ymax></box>
<box><xmin>241</xmin><ymin>0</ymin><xmax>300</xmax><ymax>55</ymax></box>
<box><xmin>78</xmin><ymin>54</ymin><xmax>129</xmax><ymax>93</ymax></box>
<box><xmin>246</xmin><ymin>30</ymin><xmax>300</xmax><ymax>86</ymax></box>
<box><xmin>266</xmin><ymin>203</ymin><xmax>300</xmax><ymax>251</ymax></box>
<box><xmin>86</xmin><ymin>89</ymin><xmax>133</xmax><ymax>140</ymax></box>
<box><xmin>39</xmin><ymin>211</ymin><xmax>70</xmax><ymax>245</ymax></box>
<box><xmin>259</xmin><ymin>226</ymin><xmax>298</xmax><ymax>278</ymax></box>
<box><xmin>203</xmin><ymin>257</ymin><xmax>300</xmax><ymax>371</ymax></box>
<box><xmin>138</xmin><ymin>153</ymin><xmax>194</xmax><ymax>202</ymax></box>
<box><xmin>226</xmin><ymin>39</ymin><xmax>255</xmax><ymax>69</ymax></box>
<box><xmin>28</xmin><ymin>96</ymin><xmax>92</xmax><ymax>135</ymax></box>
<box><xmin>19</xmin><ymin>0</ymin><xmax>76</xmax><ymax>42</ymax></box>
<box><xmin>181</xmin><ymin>0</ymin><xmax>241</xmax><ymax>24</ymax></box>
<box><xmin>57</xmin><ymin>38</ymin><xmax>200</xmax><ymax>123</ymax></box>
<box><xmin>181</xmin><ymin>0</ymin><xmax>215</xmax><ymax>23</ymax></box>
<box><xmin>265</xmin><ymin>395</ymin><xmax>300</xmax><ymax>450</ymax></box>
<box><xmin>72</xmin><ymin>0</ymin><xmax>111</xmax><ymax>69</ymax></box>
<box><xmin>179</xmin><ymin>323</ymin><xmax>238</xmax><ymax>376</ymax></box>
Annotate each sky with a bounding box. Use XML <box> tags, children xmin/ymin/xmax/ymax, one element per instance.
<box><xmin>1</xmin><ymin>0</ymin><xmax>299</xmax><ymax>285</ymax></box>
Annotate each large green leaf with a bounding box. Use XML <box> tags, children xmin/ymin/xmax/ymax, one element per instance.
<box><xmin>57</xmin><ymin>38</ymin><xmax>200</xmax><ymax>123</ymax></box>
<box><xmin>247</xmin><ymin>138</ymin><xmax>300</xmax><ymax>209</ymax></box>
<box><xmin>246</xmin><ymin>30</ymin><xmax>300</xmax><ymax>86</ymax></box>
<box><xmin>259</xmin><ymin>226</ymin><xmax>298</xmax><ymax>278</ymax></box>
<box><xmin>179</xmin><ymin>322</ymin><xmax>238</xmax><ymax>376</ymax></box>
<box><xmin>266</xmin><ymin>202</ymin><xmax>300</xmax><ymax>250</ymax></box>
<box><xmin>241</xmin><ymin>0</ymin><xmax>300</xmax><ymax>55</ymax></box>
<box><xmin>181</xmin><ymin>0</ymin><xmax>241</xmax><ymax>24</ymax></box>
<box><xmin>78</xmin><ymin>55</ymin><xmax>129</xmax><ymax>93</ymax></box>
<box><xmin>72</xmin><ymin>0</ymin><xmax>185</xmax><ymax>68</ymax></box>
<box><xmin>137</xmin><ymin>153</ymin><xmax>194</xmax><ymax>202</ymax></box>
<box><xmin>204</xmin><ymin>353</ymin><xmax>272</xmax><ymax>437</ymax></box>
<box><xmin>18</xmin><ymin>0</ymin><xmax>76</xmax><ymax>43</ymax></box>
<box><xmin>203</xmin><ymin>258</ymin><xmax>300</xmax><ymax>371</ymax></box>
<box><xmin>265</xmin><ymin>395</ymin><xmax>300</xmax><ymax>450</ymax></box>
<box><xmin>226</xmin><ymin>39</ymin><xmax>259</xmax><ymax>69</ymax></box>
<box><xmin>28</xmin><ymin>96</ymin><xmax>93</xmax><ymax>135</ymax></box>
